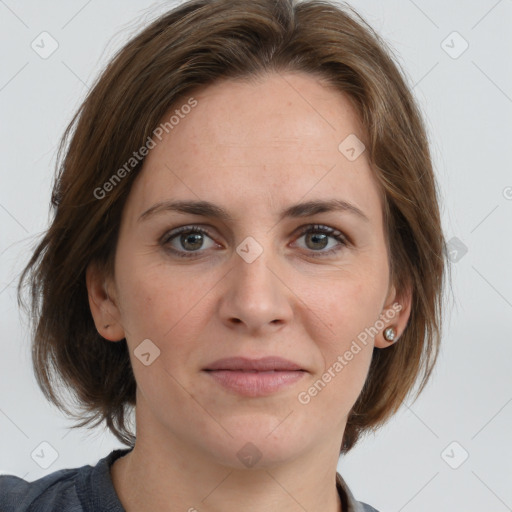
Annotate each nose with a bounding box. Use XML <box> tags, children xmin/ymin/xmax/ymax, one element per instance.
<box><xmin>218</xmin><ymin>247</ymin><xmax>294</xmax><ymax>335</ymax></box>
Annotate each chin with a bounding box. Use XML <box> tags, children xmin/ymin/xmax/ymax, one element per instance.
<box><xmin>198</xmin><ymin>415</ymin><xmax>307</xmax><ymax>470</ymax></box>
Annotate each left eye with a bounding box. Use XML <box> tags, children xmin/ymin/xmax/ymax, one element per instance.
<box><xmin>160</xmin><ymin>224</ymin><xmax>348</xmax><ymax>258</ymax></box>
<box><xmin>294</xmin><ymin>224</ymin><xmax>348</xmax><ymax>254</ymax></box>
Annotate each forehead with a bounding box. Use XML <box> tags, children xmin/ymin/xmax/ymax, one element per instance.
<box><xmin>174</xmin><ymin>72</ymin><xmax>366</xmax><ymax>164</ymax></box>
<box><xmin>125</xmin><ymin>72</ymin><xmax>382</xmax><ymax>225</ymax></box>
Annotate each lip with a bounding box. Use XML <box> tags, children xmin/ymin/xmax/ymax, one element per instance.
<box><xmin>203</xmin><ymin>356</ymin><xmax>304</xmax><ymax>372</ymax></box>
<box><xmin>203</xmin><ymin>357</ymin><xmax>306</xmax><ymax>397</ymax></box>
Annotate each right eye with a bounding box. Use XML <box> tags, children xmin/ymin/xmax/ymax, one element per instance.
<box><xmin>160</xmin><ymin>225</ymin><xmax>219</xmax><ymax>258</ymax></box>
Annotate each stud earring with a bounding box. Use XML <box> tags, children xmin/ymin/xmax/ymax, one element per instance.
<box><xmin>383</xmin><ymin>327</ymin><xmax>396</xmax><ymax>342</ymax></box>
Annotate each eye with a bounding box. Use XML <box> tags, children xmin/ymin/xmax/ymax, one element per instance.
<box><xmin>160</xmin><ymin>226</ymin><xmax>218</xmax><ymax>258</ymax></box>
<box><xmin>161</xmin><ymin>223</ymin><xmax>349</xmax><ymax>259</ymax></box>
<box><xmin>293</xmin><ymin>224</ymin><xmax>348</xmax><ymax>257</ymax></box>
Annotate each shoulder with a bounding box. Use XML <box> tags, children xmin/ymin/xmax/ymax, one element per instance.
<box><xmin>0</xmin><ymin>448</ymin><xmax>131</xmax><ymax>512</ymax></box>
<box><xmin>0</xmin><ymin>466</ymin><xmax>84</xmax><ymax>512</ymax></box>
<box><xmin>336</xmin><ymin>471</ymin><xmax>381</xmax><ymax>512</ymax></box>
<box><xmin>359</xmin><ymin>502</ymin><xmax>380</xmax><ymax>512</ymax></box>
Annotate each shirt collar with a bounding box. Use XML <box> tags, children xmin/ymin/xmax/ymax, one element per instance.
<box><xmin>336</xmin><ymin>472</ymin><xmax>369</xmax><ymax>512</ymax></box>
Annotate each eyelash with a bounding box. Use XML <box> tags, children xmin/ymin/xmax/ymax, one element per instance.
<box><xmin>160</xmin><ymin>224</ymin><xmax>349</xmax><ymax>259</ymax></box>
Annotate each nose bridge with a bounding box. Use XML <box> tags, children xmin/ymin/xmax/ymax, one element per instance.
<box><xmin>219</xmin><ymin>233</ymin><xmax>293</xmax><ymax>331</ymax></box>
<box><xmin>236</xmin><ymin>240</ymin><xmax>275</xmax><ymax>292</ymax></box>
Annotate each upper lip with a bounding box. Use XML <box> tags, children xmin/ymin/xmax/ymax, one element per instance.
<box><xmin>203</xmin><ymin>356</ymin><xmax>304</xmax><ymax>372</ymax></box>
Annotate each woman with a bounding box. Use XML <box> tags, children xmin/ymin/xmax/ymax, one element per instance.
<box><xmin>0</xmin><ymin>0</ymin><xmax>446</xmax><ymax>510</ymax></box>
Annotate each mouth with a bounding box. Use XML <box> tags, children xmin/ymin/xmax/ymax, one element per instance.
<box><xmin>203</xmin><ymin>356</ymin><xmax>306</xmax><ymax>397</ymax></box>
<box><xmin>203</xmin><ymin>356</ymin><xmax>305</xmax><ymax>372</ymax></box>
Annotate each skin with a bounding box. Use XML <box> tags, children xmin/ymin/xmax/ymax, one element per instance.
<box><xmin>87</xmin><ymin>71</ymin><xmax>411</xmax><ymax>512</ymax></box>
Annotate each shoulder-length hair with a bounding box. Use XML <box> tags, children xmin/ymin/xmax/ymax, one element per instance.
<box><xmin>18</xmin><ymin>0</ymin><xmax>446</xmax><ymax>453</ymax></box>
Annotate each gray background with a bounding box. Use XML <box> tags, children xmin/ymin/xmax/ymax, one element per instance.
<box><xmin>1</xmin><ymin>1</ymin><xmax>511</xmax><ymax>510</ymax></box>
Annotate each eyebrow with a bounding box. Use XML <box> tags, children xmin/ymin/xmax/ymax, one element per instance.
<box><xmin>138</xmin><ymin>198</ymin><xmax>370</xmax><ymax>223</ymax></box>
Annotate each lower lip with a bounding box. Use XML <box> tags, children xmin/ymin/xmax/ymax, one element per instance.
<box><xmin>204</xmin><ymin>370</ymin><xmax>305</xmax><ymax>397</ymax></box>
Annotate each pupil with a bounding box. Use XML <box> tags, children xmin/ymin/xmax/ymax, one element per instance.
<box><xmin>307</xmin><ymin>233</ymin><xmax>327</xmax><ymax>250</ymax></box>
<box><xmin>182</xmin><ymin>233</ymin><xmax>203</xmax><ymax>251</ymax></box>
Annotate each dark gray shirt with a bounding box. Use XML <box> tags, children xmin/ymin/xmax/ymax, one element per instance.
<box><xmin>0</xmin><ymin>448</ymin><xmax>379</xmax><ymax>511</ymax></box>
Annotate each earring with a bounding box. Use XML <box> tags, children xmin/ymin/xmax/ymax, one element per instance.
<box><xmin>383</xmin><ymin>327</ymin><xmax>396</xmax><ymax>342</ymax></box>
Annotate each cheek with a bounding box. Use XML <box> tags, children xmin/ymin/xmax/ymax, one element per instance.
<box><xmin>296</xmin><ymin>307</ymin><xmax>377</xmax><ymax>421</ymax></box>
<box><xmin>115</xmin><ymin>255</ymin><xmax>213</xmax><ymax>354</ymax></box>
<box><xmin>303</xmin><ymin>266</ymin><xmax>387</xmax><ymax>342</ymax></box>
<box><xmin>295</xmin><ymin>269</ymin><xmax>386</xmax><ymax>405</ymax></box>
<box><xmin>114</xmin><ymin>255</ymin><xmax>172</xmax><ymax>333</ymax></box>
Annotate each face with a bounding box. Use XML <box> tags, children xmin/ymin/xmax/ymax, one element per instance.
<box><xmin>88</xmin><ymin>71</ymin><xmax>408</xmax><ymax>468</ymax></box>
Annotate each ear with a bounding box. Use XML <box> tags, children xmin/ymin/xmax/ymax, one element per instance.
<box><xmin>86</xmin><ymin>262</ymin><xmax>125</xmax><ymax>342</ymax></box>
<box><xmin>374</xmin><ymin>281</ymin><xmax>412</xmax><ymax>349</ymax></box>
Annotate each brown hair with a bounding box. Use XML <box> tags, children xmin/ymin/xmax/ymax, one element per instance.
<box><xmin>18</xmin><ymin>0</ymin><xmax>447</xmax><ymax>453</ymax></box>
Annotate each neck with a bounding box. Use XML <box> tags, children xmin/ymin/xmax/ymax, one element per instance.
<box><xmin>111</xmin><ymin>423</ymin><xmax>343</xmax><ymax>512</ymax></box>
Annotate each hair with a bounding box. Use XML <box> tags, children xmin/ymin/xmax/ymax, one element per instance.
<box><xmin>18</xmin><ymin>0</ymin><xmax>447</xmax><ymax>454</ymax></box>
